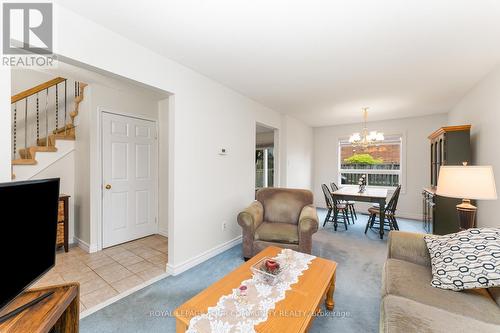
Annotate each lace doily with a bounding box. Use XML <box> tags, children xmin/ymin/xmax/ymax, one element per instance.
<box><xmin>186</xmin><ymin>249</ymin><xmax>316</xmax><ymax>333</ymax></box>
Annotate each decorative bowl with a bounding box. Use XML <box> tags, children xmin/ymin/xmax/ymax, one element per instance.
<box><xmin>251</xmin><ymin>257</ymin><xmax>284</xmax><ymax>285</ymax></box>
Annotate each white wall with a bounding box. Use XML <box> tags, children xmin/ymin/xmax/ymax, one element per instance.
<box><xmin>158</xmin><ymin>98</ymin><xmax>169</xmax><ymax>236</ymax></box>
<box><xmin>1</xmin><ymin>68</ymin><xmax>12</xmax><ymax>181</ymax></box>
<box><xmin>74</xmin><ymin>85</ymin><xmax>91</xmax><ymax>247</ymax></box>
<box><xmin>255</xmin><ymin>115</ymin><xmax>314</xmax><ymax>191</ymax></box>
<box><xmin>448</xmin><ymin>65</ymin><xmax>500</xmax><ymax>227</ymax></box>
<box><xmin>313</xmin><ymin>113</ymin><xmax>448</xmax><ymax>219</ymax></box>
<box><xmin>281</xmin><ymin>115</ymin><xmax>314</xmax><ymax>190</ymax></box>
<box><xmin>45</xmin><ymin>4</ymin><xmax>290</xmax><ymax>271</ymax></box>
<box><xmin>31</xmin><ymin>151</ymin><xmax>76</xmax><ymax>242</ymax></box>
<box><xmin>0</xmin><ymin>5</ymin><xmax>8</xmax><ymax>181</ymax></box>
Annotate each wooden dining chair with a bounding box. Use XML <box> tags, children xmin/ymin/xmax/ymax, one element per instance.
<box><xmin>322</xmin><ymin>184</ymin><xmax>349</xmax><ymax>231</ymax></box>
<box><xmin>330</xmin><ymin>182</ymin><xmax>356</xmax><ymax>223</ymax></box>
<box><xmin>321</xmin><ymin>184</ymin><xmax>335</xmax><ymax>226</ymax></box>
<box><xmin>364</xmin><ymin>185</ymin><xmax>402</xmax><ymax>234</ymax></box>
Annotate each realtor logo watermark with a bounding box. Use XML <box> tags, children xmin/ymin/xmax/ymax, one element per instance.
<box><xmin>2</xmin><ymin>2</ymin><xmax>56</xmax><ymax>67</ymax></box>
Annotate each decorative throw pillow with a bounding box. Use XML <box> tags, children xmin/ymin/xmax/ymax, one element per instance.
<box><xmin>424</xmin><ymin>228</ymin><xmax>500</xmax><ymax>291</ymax></box>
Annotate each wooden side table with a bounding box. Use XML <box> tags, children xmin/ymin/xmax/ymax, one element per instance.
<box><xmin>58</xmin><ymin>195</ymin><xmax>70</xmax><ymax>253</ymax></box>
<box><xmin>0</xmin><ymin>283</ymin><xmax>79</xmax><ymax>333</ymax></box>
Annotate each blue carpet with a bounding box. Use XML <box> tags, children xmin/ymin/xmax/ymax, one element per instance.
<box><xmin>80</xmin><ymin>211</ymin><xmax>425</xmax><ymax>332</ymax></box>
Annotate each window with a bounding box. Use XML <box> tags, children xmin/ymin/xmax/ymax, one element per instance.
<box><xmin>338</xmin><ymin>135</ymin><xmax>402</xmax><ymax>188</ymax></box>
<box><xmin>256</xmin><ymin>147</ymin><xmax>274</xmax><ymax>188</ymax></box>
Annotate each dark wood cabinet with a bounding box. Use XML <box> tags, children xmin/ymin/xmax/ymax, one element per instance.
<box><xmin>422</xmin><ymin>189</ymin><xmax>434</xmax><ymax>233</ymax></box>
<box><xmin>422</xmin><ymin>187</ymin><xmax>466</xmax><ymax>235</ymax></box>
<box><xmin>58</xmin><ymin>195</ymin><xmax>70</xmax><ymax>252</ymax></box>
<box><xmin>423</xmin><ymin>125</ymin><xmax>471</xmax><ymax>235</ymax></box>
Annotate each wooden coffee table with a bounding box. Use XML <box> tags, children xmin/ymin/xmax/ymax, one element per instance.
<box><xmin>174</xmin><ymin>246</ymin><xmax>337</xmax><ymax>333</ymax></box>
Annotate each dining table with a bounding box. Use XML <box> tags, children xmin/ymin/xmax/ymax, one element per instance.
<box><xmin>332</xmin><ymin>186</ymin><xmax>389</xmax><ymax>239</ymax></box>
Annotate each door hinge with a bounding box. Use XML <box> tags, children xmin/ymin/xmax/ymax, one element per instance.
<box><xmin>155</xmin><ymin>217</ymin><xmax>158</xmax><ymax>224</ymax></box>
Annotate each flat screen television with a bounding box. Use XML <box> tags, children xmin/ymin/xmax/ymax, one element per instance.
<box><xmin>0</xmin><ymin>178</ymin><xmax>60</xmax><ymax>314</ymax></box>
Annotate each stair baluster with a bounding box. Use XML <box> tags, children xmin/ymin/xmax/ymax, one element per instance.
<box><xmin>36</xmin><ymin>93</ymin><xmax>39</xmax><ymax>142</ymax></box>
<box><xmin>45</xmin><ymin>88</ymin><xmax>49</xmax><ymax>147</ymax></box>
<box><xmin>64</xmin><ymin>80</ymin><xmax>67</xmax><ymax>136</ymax></box>
<box><xmin>11</xmin><ymin>77</ymin><xmax>86</xmax><ymax>169</ymax></box>
<box><xmin>24</xmin><ymin>98</ymin><xmax>28</xmax><ymax>154</ymax></box>
<box><xmin>55</xmin><ymin>84</ymin><xmax>59</xmax><ymax>131</ymax></box>
<box><xmin>13</xmin><ymin>103</ymin><xmax>17</xmax><ymax>159</ymax></box>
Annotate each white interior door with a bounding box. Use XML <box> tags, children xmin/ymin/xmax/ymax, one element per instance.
<box><xmin>102</xmin><ymin>112</ymin><xmax>158</xmax><ymax>248</ymax></box>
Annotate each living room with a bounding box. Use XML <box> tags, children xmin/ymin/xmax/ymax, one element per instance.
<box><xmin>0</xmin><ymin>1</ymin><xmax>499</xmax><ymax>333</ymax></box>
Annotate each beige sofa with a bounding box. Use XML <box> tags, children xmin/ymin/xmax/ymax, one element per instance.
<box><xmin>237</xmin><ymin>188</ymin><xmax>318</xmax><ymax>260</ymax></box>
<box><xmin>381</xmin><ymin>231</ymin><xmax>500</xmax><ymax>332</ymax></box>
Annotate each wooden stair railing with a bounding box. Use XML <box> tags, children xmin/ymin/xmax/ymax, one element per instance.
<box><xmin>11</xmin><ymin>77</ymin><xmax>66</xmax><ymax>104</ymax></box>
<box><xmin>11</xmin><ymin>77</ymin><xmax>87</xmax><ymax>167</ymax></box>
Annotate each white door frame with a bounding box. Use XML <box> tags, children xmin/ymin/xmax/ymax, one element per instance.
<box><xmin>96</xmin><ymin>107</ymin><xmax>159</xmax><ymax>251</ymax></box>
<box><xmin>255</xmin><ymin>122</ymin><xmax>280</xmax><ymax>188</ymax></box>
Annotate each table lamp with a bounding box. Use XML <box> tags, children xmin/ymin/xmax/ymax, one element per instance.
<box><xmin>436</xmin><ymin>164</ymin><xmax>497</xmax><ymax>230</ymax></box>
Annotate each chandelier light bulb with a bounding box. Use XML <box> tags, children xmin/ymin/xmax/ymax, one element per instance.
<box><xmin>349</xmin><ymin>108</ymin><xmax>384</xmax><ymax>147</ymax></box>
<box><xmin>349</xmin><ymin>132</ymin><xmax>361</xmax><ymax>143</ymax></box>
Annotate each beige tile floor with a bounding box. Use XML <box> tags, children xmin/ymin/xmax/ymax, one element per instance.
<box><xmin>33</xmin><ymin>235</ymin><xmax>168</xmax><ymax>312</ymax></box>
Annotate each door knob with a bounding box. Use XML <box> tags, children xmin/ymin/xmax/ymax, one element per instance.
<box><xmin>105</xmin><ymin>184</ymin><xmax>112</xmax><ymax>190</ymax></box>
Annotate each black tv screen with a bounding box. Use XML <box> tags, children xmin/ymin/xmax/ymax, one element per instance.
<box><xmin>0</xmin><ymin>178</ymin><xmax>60</xmax><ymax>311</ymax></box>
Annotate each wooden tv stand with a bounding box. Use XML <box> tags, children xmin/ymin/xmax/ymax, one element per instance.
<box><xmin>0</xmin><ymin>283</ymin><xmax>79</xmax><ymax>333</ymax></box>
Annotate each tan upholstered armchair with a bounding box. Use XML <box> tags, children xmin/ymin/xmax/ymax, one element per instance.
<box><xmin>237</xmin><ymin>188</ymin><xmax>319</xmax><ymax>260</ymax></box>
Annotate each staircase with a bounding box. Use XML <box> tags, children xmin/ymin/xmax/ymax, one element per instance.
<box><xmin>11</xmin><ymin>77</ymin><xmax>87</xmax><ymax>179</ymax></box>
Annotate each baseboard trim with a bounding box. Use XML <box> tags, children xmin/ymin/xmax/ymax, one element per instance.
<box><xmin>167</xmin><ymin>236</ymin><xmax>242</xmax><ymax>276</ymax></box>
<box><xmin>79</xmin><ymin>271</ymin><xmax>169</xmax><ymax>319</ymax></box>
<box><xmin>73</xmin><ymin>237</ymin><xmax>99</xmax><ymax>253</ymax></box>
<box><xmin>73</xmin><ymin>237</ymin><xmax>89</xmax><ymax>252</ymax></box>
<box><xmin>395</xmin><ymin>212</ymin><xmax>422</xmax><ymax>221</ymax></box>
<box><xmin>158</xmin><ymin>229</ymin><xmax>168</xmax><ymax>238</ymax></box>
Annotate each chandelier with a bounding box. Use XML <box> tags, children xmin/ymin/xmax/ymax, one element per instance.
<box><xmin>349</xmin><ymin>107</ymin><xmax>385</xmax><ymax>148</ymax></box>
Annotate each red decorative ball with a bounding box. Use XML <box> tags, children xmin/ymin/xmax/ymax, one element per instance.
<box><xmin>265</xmin><ymin>259</ymin><xmax>280</xmax><ymax>272</ymax></box>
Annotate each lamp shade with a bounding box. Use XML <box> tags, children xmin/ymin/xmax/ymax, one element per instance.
<box><xmin>436</xmin><ymin>165</ymin><xmax>497</xmax><ymax>200</ymax></box>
